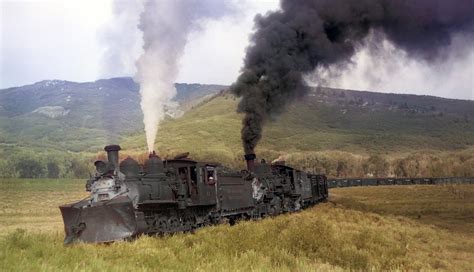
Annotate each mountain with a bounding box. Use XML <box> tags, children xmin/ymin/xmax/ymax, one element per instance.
<box><xmin>0</xmin><ymin>77</ymin><xmax>226</xmax><ymax>152</ymax></box>
<box><xmin>2</xmin><ymin>77</ymin><xmax>473</xmax><ymax>154</ymax></box>
<box><xmin>122</xmin><ymin>87</ymin><xmax>474</xmax><ymax>155</ymax></box>
<box><xmin>1</xmin><ymin>78</ymin><xmax>473</xmax><ymax>178</ymax></box>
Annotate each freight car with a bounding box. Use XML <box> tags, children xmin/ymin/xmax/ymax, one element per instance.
<box><xmin>59</xmin><ymin>145</ymin><xmax>328</xmax><ymax>244</ymax></box>
<box><xmin>327</xmin><ymin>177</ymin><xmax>474</xmax><ymax>188</ymax></box>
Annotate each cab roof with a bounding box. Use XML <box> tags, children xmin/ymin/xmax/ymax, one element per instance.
<box><xmin>164</xmin><ymin>158</ymin><xmax>219</xmax><ymax>167</ymax></box>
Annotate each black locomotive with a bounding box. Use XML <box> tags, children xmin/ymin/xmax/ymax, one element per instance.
<box><xmin>59</xmin><ymin>145</ymin><xmax>328</xmax><ymax>244</ymax></box>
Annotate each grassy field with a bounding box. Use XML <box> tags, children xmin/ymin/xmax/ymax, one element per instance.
<box><xmin>1</xmin><ymin>179</ymin><xmax>473</xmax><ymax>271</ymax></box>
<box><xmin>0</xmin><ymin>179</ymin><xmax>87</xmax><ymax>233</ymax></box>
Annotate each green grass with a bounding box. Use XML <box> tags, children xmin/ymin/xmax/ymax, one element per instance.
<box><xmin>1</xmin><ymin>179</ymin><xmax>473</xmax><ymax>271</ymax></box>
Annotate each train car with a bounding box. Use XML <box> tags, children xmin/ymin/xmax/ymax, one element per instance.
<box><xmin>309</xmin><ymin>174</ymin><xmax>328</xmax><ymax>201</ymax></box>
<box><xmin>378</xmin><ymin>178</ymin><xmax>394</xmax><ymax>185</ymax></box>
<box><xmin>331</xmin><ymin>177</ymin><xmax>474</xmax><ymax>186</ymax></box>
<box><xmin>363</xmin><ymin>179</ymin><xmax>378</xmax><ymax>186</ymax></box>
<box><xmin>340</xmin><ymin>179</ymin><xmax>350</xmax><ymax>187</ymax></box>
<box><xmin>418</xmin><ymin>178</ymin><xmax>432</xmax><ymax>185</ymax></box>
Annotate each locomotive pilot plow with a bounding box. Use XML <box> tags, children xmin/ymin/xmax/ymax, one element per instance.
<box><xmin>59</xmin><ymin>196</ymin><xmax>145</xmax><ymax>244</ymax></box>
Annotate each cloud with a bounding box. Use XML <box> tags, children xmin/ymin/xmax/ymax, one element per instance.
<box><xmin>1</xmin><ymin>0</ymin><xmax>471</xmax><ymax>103</ymax></box>
<box><xmin>99</xmin><ymin>0</ymin><xmax>142</xmax><ymax>79</ymax></box>
<box><xmin>176</xmin><ymin>0</ymin><xmax>280</xmax><ymax>84</ymax></box>
<box><xmin>0</xmin><ymin>0</ymin><xmax>112</xmax><ymax>88</ymax></box>
<box><xmin>316</xmin><ymin>33</ymin><xmax>474</xmax><ymax>100</ymax></box>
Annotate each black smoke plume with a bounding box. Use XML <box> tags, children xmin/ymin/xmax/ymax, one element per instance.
<box><xmin>231</xmin><ymin>0</ymin><xmax>474</xmax><ymax>154</ymax></box>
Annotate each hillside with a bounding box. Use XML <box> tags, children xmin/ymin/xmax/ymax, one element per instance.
<box><xmin>0</xmin><ymin>77</ymin><xmax>226</xmax><ymax>152</ymax></box>
<box><xmin>1</xmin><ymin>79</ymin><xmax>473</xmax><ymax>178</ymax></box>
<box><xmin>121</xmin><ymin>89</ymin><xmax>474</xmax><ymax>176</ymax></box>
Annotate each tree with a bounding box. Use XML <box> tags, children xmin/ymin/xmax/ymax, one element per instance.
<box><xmin>394</xmin><ymin>159</ymin><xmax>408</xmax><ymax>177</ymax></box>
<box><xmin>16</xmin><ymin>158</ymin><xmax>44</xmax><ymax>178</ymax></box>
<box><xmin>394</xmin><ymin>156</ymin><xmax>421</xmax><ymax>177</ymax></box>
<box><xmin>47</xmin><ymin>162</ymin><xmax>60</xmax><ymax>178</ymax></box>
<box><xmin>363</xmin><ymin>155</ymin><xmax>389</xmax><ymax>177</ymax></box>
<box><xmin>69</xmin><ymin>158</ymin><xmax>90</xmax><ymax>178</ymax></box>
<box><xmin>336</xmin><ymin>161</ymin><xmax>347</xmax><ymax>177</ymax></box>
<box><xmin>0</xmin><ymin>160</ymin><xmax>16</xmax><ymax>178</ymax></box>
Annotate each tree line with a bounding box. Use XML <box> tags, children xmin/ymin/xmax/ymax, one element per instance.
<box><xmin>1</xmin><ymin>146</ymin><xmax>472</xmax><ymax>179</ymax></box>
<box><xmin>284</xmin><ymin>150</ymin><xmax>474</xmax><ymax>178</ymax></box>
<box><xmin>0</xmin><ymin>148</ymin><xmax>93</xmax><ymax>178</ymax></box>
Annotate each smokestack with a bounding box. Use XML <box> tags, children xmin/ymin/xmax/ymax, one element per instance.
<box><xmin>104</xmin><ymin>145</ymin><xmax>121</xmax><ymax>171</ymax></box>
<box><xmin>244</xmin><ymin>153</ymin><xmax>256</xmax><ymax>173</ymax></box>
<box><xmin>149</xmin><ymin>150</ymin><xmax>157</xmax><ymax>159</ymax></box>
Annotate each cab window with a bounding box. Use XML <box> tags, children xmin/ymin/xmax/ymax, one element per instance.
<box><xmin>178</xmin><ymin>167</ymin><xmax>188</xmax><ymax>182</ymax></box>
<box><xmin>205</xmin><ymin>166</ymin><xmax>216</xmax><ymax>185</ymax></box>
<box><xmin>190</xmin><ymin>166</ymin><xmax>197</xmax><ymax>183</ymax></box>
<box><xmin>190</xmin><ymin>166</ymin><xmax>198</xmax><ymax>195</ymax></box>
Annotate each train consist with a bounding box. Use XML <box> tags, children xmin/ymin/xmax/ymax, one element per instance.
<box><xmin>59</xmin><ymin>145</ymin><xmax>328</xmax><ymax>244</ymax></box>
<box><xmin>327</xmin><ymin>177</ymin><xmax>474</xmax><ymax>188</ymax></box>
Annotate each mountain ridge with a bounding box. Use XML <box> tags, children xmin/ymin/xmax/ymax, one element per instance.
<box><xmin>1</xmin><ymin>77</ymin><xmax>473</xmax><ymax>153</ymax></box>
<box><xmin>1</xmin><ymin>77</ymin><xmax>473</xmax><ymax>178</ymax></box>
<box><xmin>0</xmin><ymin>77</ymin><xmax>227</xmax><ymax>152</ymax></box>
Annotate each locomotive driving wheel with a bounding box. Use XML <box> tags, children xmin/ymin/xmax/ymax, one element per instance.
<box><xmin>183</xmin><ymin>214</ymin><xmax>195</xmax><ymax>231</ymax></box>
<box><xmin>155</xmin><ymin>218</ymin><xmax>168</xmax><ymax>233</ymax></box>
<box><xmin>282</xmin><ymin>197</ymin><xmax>291</xmax><ymax>213</ymax></box>
<box><xmin>269</xmin><ymin>197</ymin><xmax>282</xmax><ymax>216</ymax></box>
<box><xmin>168</xmin><ymin>216</ymin><xmax>180</xmax><ymax>232</ymax></box>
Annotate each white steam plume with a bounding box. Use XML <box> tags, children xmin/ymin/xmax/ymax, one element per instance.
<box><xmin>135</xmin><ymin>0</ymin><xmax>233</xmax><ymax>152</ymax></box>
<box><xmin>100</xmin><ymin>0</ymin><xmax>142</xmax><ymax>78</ymax></box>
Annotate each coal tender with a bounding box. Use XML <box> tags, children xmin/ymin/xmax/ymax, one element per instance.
<box><xmin>59</xmin><ymin>145</ymin><xmax>328</xmax><ymax>244</ymax></box>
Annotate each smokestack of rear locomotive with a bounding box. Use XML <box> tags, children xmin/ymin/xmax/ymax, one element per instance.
<box><xmin>244</xmin><ymin>153</ymin><xmax>256</xmax><ymax>172</ymax></box>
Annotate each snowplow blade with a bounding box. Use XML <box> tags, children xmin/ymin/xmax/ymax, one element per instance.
<box><xmin>59</xmin><ymin>196</ymin><xmax>143</xmax><ymax>244</ymax></box>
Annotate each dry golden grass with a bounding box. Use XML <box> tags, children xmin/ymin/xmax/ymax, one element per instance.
<box><xmin>0</xmin><ymin>179</ymin><xmax>473</xmax><ymax>271</ymax></box>
<box><xmin>331</xmin><ymin>185</ymin><xmax>474</xmax><ymax>236</ymax></box>
<box><xmin>331</xmin><ymin>185</ymin><xmax>474</xmax><ymax>270</ymax></box>
<box><xmin>0</xmin><ymin>179</ymin><xmax>86</xmax><ymax>234</ymax></box>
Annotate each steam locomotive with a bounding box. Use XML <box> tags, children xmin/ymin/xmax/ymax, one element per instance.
<box><xmin>59</xmin><ymin>145</ymin><xmax>328</xmax><ymax>244</ymax></box>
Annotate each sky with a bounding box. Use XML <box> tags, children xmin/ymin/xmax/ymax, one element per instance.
<box><xmin>0</xmin><ymin>0</ymin><xmax>279</xmax><ymax>88</ymax></box>
<box><xmin>1</xmin><ymin>0</ymin><xmax>473</xmax><ymax>100</ymax></box>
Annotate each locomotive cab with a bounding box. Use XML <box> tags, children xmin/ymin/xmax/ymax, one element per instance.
<box><xmin>271</xmin><ymin>163</ymin><xmax>297</xmax><ymax>194</ymax></box>
<box><xmin>165</xmin><ymin>159</ymin><xmax>217</xmax><ymax>206</ymax></box>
